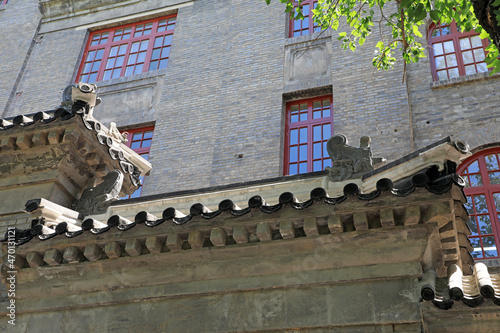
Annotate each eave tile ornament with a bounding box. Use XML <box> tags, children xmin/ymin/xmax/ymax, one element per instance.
<box><xmin>326</xmin><ymin>135</ymin><xmax>385</xmax><ymax>182</ymax></box>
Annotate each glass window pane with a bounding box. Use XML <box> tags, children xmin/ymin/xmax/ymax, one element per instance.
<box><xmin>313</xmin><ymin>101</ymin><xmax>321</xmax><ymax>109</ymax></box>
<box><xmin>115</xmin><ymin>56</ymin><xmax>124</xmax><ymax>67</ymax></box>
<box><xmin>441</xmin><ymin>26</ymin><xmax>451</xmax><ymax>35</ymax></box>
<box><xmin>299</xmin><ymin>162</ymin><xmax>308</xmax><ymax>174</ymax></box>
<box><xmin>468</xmin><ymin>160</ymin><xmax>480</xmax><ymax>173</ymax></box>
<box><xmin>300</xmin><ymin>103</ymin><xmax>308</xmax><ymax>111</ymax></box>
<box><xmin>299</xmin><ymin>144</ymin><xmax>307</xmax><ymax>161</ymax></box>
<box><xmin>134</xmin><ymin>64</ymin><xmax>143</xmax><ymax>74</ymax></box>
<box><xmin>140</xmin><ymin>40</ymin><xmax>149</xmax><ymax>51</ymax></box>
<box><xmin>313</xmin><ymin>160</ymin><xmax>322</xmax><ymax>172</ymax></box>
<box><xmin>300</xmin><ymin>113</ymin><xmax>307</xmax><ymax>121</ymax></box>
<box><xmin>462</xmin><ymin>50</ymin><xmax>473</xmax><ymax>64</ymax></box>
<box><xmin>132</xmin><ymin>132</ymin><xmax>142</xmax><ymax>140</ymax></box>
<box><xmin>473</xmin><ymin>194</ymin><xmax>488</xmax><ymax>213</ymax></box>
<box><xmin>83</xmin><ymin>63</ymin><xmax>92</xmax><ymax>73</ymax></box>
<box><xmin>125</xmin><ymin>66</ymin><xmax>134</xmax><ymax>76</ymax></box>
<box><xmin>289</xmin><ymin>164</ymin><xmax>298</xmax><ymax>175</ymax></box>
<box><xmin>291</xmin><ymin>115</ymin><xmax>299</xmax><ymax>123</ymax></box>
<box><xmin>448</xmin><ymin>68</ymin><xmax>459</xmax><ymax>79</ymax></box>
<box><xmin>464</xmin><ymin>197</ymin><xmax>474</xmax><ymax>215</ymax></box>
<box><xmin>289</xmin><ymin>146</ymin><xmax>298</xmax><ymax>162</ymax></box>
<box><xmin>459</xmin><ymin>38</ymin><xmax>471</xmax><ymax>50</ymax></box>
<box><xmin>119</xmin><ymin>44</ymin><xmax>127</xmax><ymax>55</ymax></box>
<box><xmin>159</xmin><ymin>59</ymin><xmax>168</xmax><ymax>69</ymax></box>
<box><xmin>131</xmin><ymin>141</ymin><xmax>141</xmax><ymax>149</ymax></box>
<box><xmin>149</xmin><ymin>61</ymin><xmax>158</xmax><ymax>71</ymax></box>
<box><xmin>465</xmin><ymin>65</ymin><xmax>477</xmax><ymax>75</ymax></box>
<box><xmin>144</xmin><ymin>130</ymin><xmax>153</xmax><ymax>139</ymax></box>
<box><xmin>128</xmin><ymin>53</ymin><xmax>137</xmax><ymax>65</ymax></box>
<box><xmin>86</xmin><ymin>50</ymin><xmax>96</xmax><ymax>61</ymax></box>
<box><xmin>103</xmin><ymin>70</ymin><xmax>112</xmax><ymax>80</ymax></box>
<box><xmin>131</xmin><ymin>42</ymin><xmax>139</xmax><ymax>53</ymax></box>
<box><xmin>435</xmin><ymin>56</ymin><xmax>446</xmax><ymax>69</ymax></box>
<box><xmin>489</xmin><ymin>172</ymin><xmax>500</xmax><ymax>184</ymax></box>
<box><xmin>88</xmin><ymin>73</ymin><xmax>98</xmax><ymax>83</ymax></box>
<box><xmin>443</xmin><ymin>40</ymin><xmax>455</xmax><ymax>53</ymax></box>
<box><xmin>142</xmin><ymin>139</ymin><xmax>152</xmax><ymax>148</ymax></box>
<box><xmin>299</xmin><ymin>128</ymin><xmax>307</xmax><ymax>144</ymax></box>
<box><xmin>323</xmin><ymin>108</ymin><xmax>330</xmax><ymax>117</ymax></box>
<box><xmin>313</xmin><ymin>111</ymin><xmax>321</xmax><ymax>119</ymax></box>
<box><xmin>291</xmin><ymin>105</ymin><xmax>299</xmax><ymax>113</ymax></box>
<box><xmin>469</xmin><ymin>237</ymin><xmax>482</xmax><ymax>258</ymax></box>
<box><xmin>485</xmin><ymin>154</ymin><xmax>498</xmax><ymax>170</ymax></box>
<box><xmin>112</xmin><ymin>68</ymin><xmax>121</xmax><ymax>78</ymax></box>
<box><xmin>164</xmin><ymin>35</ymin><xmax>173</xmax><ymax>45</ymax></box>
<box><xmin>477</xmin><ymin>215</ymin><xmax>493</xmax><ymax>234</ymax></box>
<box><xmin>477</xmin><ymin>62</ymin><xmax>487</xmax><ymax>73</ymax></box>
<box><xmin>446</xmin><ymin>54</ymin><xmax>457</xmax><ymax>67</ymax></box>
<box><xmin>323</xmin><ymin>124</ymin><xmax>331</xmax><ymax>140</ymax></box>
<box><xmin>469</xmin><ymin>174</ymin><xmax>483</xmax><ymax>187</ymax></box>
<box><xmin>324</xmin><ymin>158</ymin><xmax>331</xmax><ymax>168</ymax></box>
<box><xmin>322</xmin><ymin>99</ymin><xmax>329</xmax><ymax>107</ymax></box>
<box><xmin>313</xmin><ymin>126</ymin><xmax>321</xmax><ymax>141</ymax></box>
<box><xmin>471</xmin><ymin>36</ymin><xmax>483</xmax><ymax>47</ymax></box>
<box><xmin>137</xmin><ymin>51</ymin><xmax>147</xmax><ymax>63</ymax></box>
<box><xmin>493</xmin><ymin>193</ymin><xmax>500</xmax><ymax>211</ymax></box>
<box><xmin>474</xmin><ymin>48</ymin><xmax>485</xmax><ymax>62</ymax></box>
<box><xmin>482</xmin><ymin>236</ymin><xmax>498</xmax><ymax>257</ymax></box>
<box><xmin>437</xmin><ymin>70</ymin><xmax>448</xmax><ymax>80</ymax></box>
<box><xmin>313</xmin><ymin>142</ymin><xmax>321</xmax><ymax>159</ymax></box>
<box><xmin>431</xmin><ymin>28</ymin><xmax>440</xmax><ymax>38</ymax></box>
<box><xmin>290</xmin><ymin>129</ymin><xmax>298</xmax><ymax>145</ymax></box>
<box><xmin>110</xmin><ymin>46</ymin><xmax>118</xmax><ymax>57</ymax></box>
<box><xmin>161</xmin><ymin>47</ymin><xmax>171</xmax><ymax>58</ymax></box>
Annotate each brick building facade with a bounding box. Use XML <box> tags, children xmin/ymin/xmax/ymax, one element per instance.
<box><xmin>1</xmin><ymin>1</ymin><xmax>500</xmax><ymax>331</ymax></box>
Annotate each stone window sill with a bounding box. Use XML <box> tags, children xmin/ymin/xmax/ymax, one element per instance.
<box><xmin>286</xmin><ymin>29</ymin><xmax>332</xmax><ymax>47</ymax></box>
<box><xmin>430</xmin><ymin>71</ymin><xmax>500</xmax><ymax>89</ymax></box>
<box><xmin>95</xmin><ymin>68</ymin><xmax>167</xmax><ymax>89</ymax></box>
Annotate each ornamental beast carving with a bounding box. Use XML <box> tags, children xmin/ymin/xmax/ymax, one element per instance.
<box><xmin>73</xmin><ymin>170</ymin><xmax>124</xmax><ymax>215</ymax></box>
<box><xmin>60</xmin><ymin>82</ymin><xmax>101</xmax><ymax>119</ymax></box>
<box><xmin>325</xmin><ymin>135</ymin><xmax>385</xmax><ymax>182</ymax></box>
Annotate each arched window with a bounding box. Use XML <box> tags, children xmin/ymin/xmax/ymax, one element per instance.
<box><xmin>458</xmin><ymin>148</ymin><xmax>500</xmax><ymax>259</ymax></box>
<box><xmin>428</xmin><ymin>21</ymin><xmax>488</xmax><ymax>81</ymax></box>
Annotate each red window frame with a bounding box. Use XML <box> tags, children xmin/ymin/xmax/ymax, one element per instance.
<box><xmin>289</xmin><ymin>0</ymin><xmax>320</xmax><ymax>37</ymax></box>
<box><xmin>77</xmin><ymin>15</ymin><xmax>176</xmax><ymax>83</ymax></box>
<box><xmin>428</xmin><ymin>21</ymin><xmax>489</xmax><ymax>81</ymax></box>
<box><xmin>122</xmin><ymin>126</ymin><xmax>154</xmax><ymax>199</ymax></box>
<box><xmin>1</xmin><ymin>0</ymin><xmax>9</xmax><ymax>4</ymax></box>
<box><xmin>284</xmin><ymin>96</ymin><xmax>333</xmax><ymax>175</ymax></box>
<box><xmin>458</xmin><ymin>147</ymin><xmax>500</xmax><ymax>259</ymax></box>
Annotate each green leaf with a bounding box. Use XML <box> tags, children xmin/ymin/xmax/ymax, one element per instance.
<box><xmin>492</xmin><ymin>0</ymin><xmax>500</xmax><ymax>6</ymax></box>
<box><xmin>400</xmin><ymin>0</ymin><xmax>413</xmax><ymax>9</ymax></box>
<box><xmin>412</xmin><ymin>25</ymin><xmax>422</xmax><ymax>37</ymax></box>
<box><xmin>413</xmin><ymin>3</ymin><xmax>427</xmax><ymax>21</ymax></box>
<box><xmin>429</xmin><ymin>10</ymin><xmax>440</xmax><ymax>22</ymax></box>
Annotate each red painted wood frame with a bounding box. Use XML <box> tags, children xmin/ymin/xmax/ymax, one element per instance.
<box><xmin>284</xmin><ymin>96</ymin><xmax>333</xmax><ymax>176</ymax></box>
<box><xmin>458</xmin><ymin>147</ymin><xmax>500</xmax><ymax>259</ymax></box>
<box><xmin>428</xmin><ymin>21</ymin><xmax>488</xmax><ymax>81</ymax></box>
<box><xmin>1</xmin><ymin>0</ymin><xmax>9</xmax><ymax>4</ymax></box>
<box><xmin>289</xmin><ymin>0</ymin><xmax>319</xmax><ymax>37</ymax></box>
<box><xmin>122</xmin><ymin>126</ymin><xmax>154</xmax><ymax>199</ymax></box>
<box><xmin>76</xmin><ymin>15</ymin><xmax>176</xmax><ymax>83</ymax></box>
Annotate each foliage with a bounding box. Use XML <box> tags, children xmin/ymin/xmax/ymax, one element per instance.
<box><xmin>263</xmin><ymin>0</ymin><xmax>500</xmax><ymax>74</ymax></box>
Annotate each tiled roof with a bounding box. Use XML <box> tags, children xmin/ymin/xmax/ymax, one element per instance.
<box><xmin>5</xmin><ymin>166</ymin><xmax>464</xmax><ymax>245</ymax></box>
<box><xmin>421</xmin><ymin>263</ymin><xmax>500</xmax><ymax>308</ymax></box>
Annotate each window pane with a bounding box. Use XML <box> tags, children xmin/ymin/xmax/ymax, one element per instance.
<box><xmin>131</xmin><ymin>141</ymin><xmax>141</xmax><ymax>149</ymax></box>
<box><xmin>474</xmin><ymin>48</ymin><xmax>485</xmax><ymax>62</ymax></box>
<box><xmin>482</xmin><ymin>236</ymin><xmax>498</xmax><ymax>257</ymax></box>
<box><xmin>437</xmin><ymin>70</ymin><xmax>448</xmax><ymax>80</ymax></box>
<box><xmin>299</xmin><ymin>162</ymin><xmax>308</xmax><ymax>174</ymax></box>
<box><xmin>313</xmin><ymin>111</ymin><xmax>321</xmax><ymax>119</ymax></box>
<box><xmin>431</xmin><ymin>28</ymin><xmax>440</xmax><ymax>38</ymax></box>
<box><xmin>478</xmin><ymin>215</ymin><xmax>493</xmax><ymax>234</ymax></box>
<box><xmin>313</xmin><ymin>142</ymin><xmax>321</xmax><ymax>159</ymax></box>
<box><xmin>464</xmin><ymin>65</ymin><xmax>477</xmax><ymax>75</ymax></box>
<box><xmin>441</xmin><ymin>26</ymin><xmax>451</xmax><ymax>35</ymax></box>
<box><xmin>299</xmin><ymin>128</ymin><xmax>307</xmax><ymax>143</ymax></box>
<box><xmin>149</xmin><ymin>61</ymin><xmax>158</xmax><ymax>71</ymax></box>
<box><xmin>313</xmin><ymin>126</ymin><xmax>321</xmax><ymax>141</ymax></box>
<box><xmin>289</xmin><ymin>146</ymin><xmax>298</xmax><ymax>162</ymax></box>
<box><xmin>159</xmin><ymin>59</ymin><xmax>168</xmax><ymax>69</ymax></box>
<box><xmin>290</xmin><ymin>129</ymin><xmax>298</xmax><ymax>145</ymax></box>
<box><xmin>313</xmin><ymin>101</ymin><xmax>321</xmax><ymax>109</ymax></box>
<box><xmin>443</xmin><ymin>40</ymin><xmax>455</xmax><ymax>53</ymax></box>
<box><xmin>164</xmin><ymin>35</ymin><xmax>173</xmax><ymax>45</ymax></box>
<box><xmin>142</xmin><ymin>139</ymin><xmax>152</xmax><ymax>148</ymax></box>
<box><xmin>435</xmin><ymin>56</ymin><xmax>446</xmax><ymax>70</ymax></box>
<box><xmin>161</xmin><ymin>47</ymin><xmax>171</xmax><ymax>58</ymax></box>
<box><xmin>462</xmin><ymin>50</ymin><xmax>473</xmax><ymax>64</ymax></box>
<box><xmin>477</xmin><ymin>62</ymin><xmax>487</xmax><ymax>73</ymax></box>
<box><xmin>313</xmin><ymin>160</ymin><xmax>322</xmax><ymax>172</ymax></box>
<box><xmin>469</xmin><ymin>237</ymin><xmax>482</xmax><ymax>258</ymax></box>
<box><xmin>473</xmin><ymin>195</ymin><xmax>488</xmax><ymax>213</ymax></box>
<box><xmin>144</xmin><ymin>130</ymin><xmax>153</xmax><ymax>139</ymax></box>
<box><xmin>291</xmin><ymin>114</ymin><xmax>299</xmax><ymax>123</ymax></box>
<box><xmin>323</xmin><ymin>124</ymin><xmax>331</xmax><ymax>139</ymax></box>
<box><xmin>469</xmin><ymin>174</ymin><xmax>483</xmax><ymax>187</ymax></box>
<box><xmin>446</xmin><ymin>54</ymin><xmax>457</xmax><ymax>67</ymax></box>
<box><xmin>299</xmin><ymin>144</ymin><xmax>307</xmax><ymax>161</ymax></box>
<box><xmin>489</xmin><ymin>172</ymin><xmax>500</xmax><ymax>184</ymax></box>
<box><xmin>448</xmin><ymin>68</ymin><xmax>459</xmax><ymax>79</ymax></box>
<box><xmin>468</xmin><ymin>160</ymin><xmax>480</xmax><ymax>173</ymax></box>
<box><xmin>289</xmin><ymin>164</ymin><xmax>298</xmax><ymax>175</ymax></box>
<box><xmin>493</xmin><ymin>193</ymin><xmax>500</xmax><ymax>211</ymax></box>
<box><xmin>324</xmin><ymin>158</ymin><xmax>331</xmax><ymax>168</ymax></box>
<box><xmin>471</xmin><ymin>35</ymin><xmax>482</xmax><ymax>47</ymax></box>
<box><xmin>485</xmin><ymin>154</ymin><xmax>498</xmax><ymax>170</ymax></box>
<box><xmin>459</xmin><ymin>38</ymin><xmax>471</xmax><ymax>50</ymax></box>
